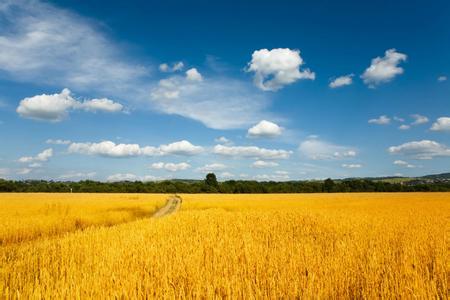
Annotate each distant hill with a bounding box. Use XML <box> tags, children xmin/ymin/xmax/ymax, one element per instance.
<box><xmin>343</xmin><ymin>172</ymin><xmax>450</xmax><ymax>183</ymax></box>
<box><xmin>421</xmin><ymin>172</ymin><xmax>450</xmax><ymax>180</ymax></box>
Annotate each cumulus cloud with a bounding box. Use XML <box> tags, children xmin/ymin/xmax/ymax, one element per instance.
<box><xmin>299</xmin><ymin>137</ymin><xmax>357</xmax><ymax>160</ymax></box>
<box><xmin>361</xmin><ymin>49</ymin><xmax>407</xmax><ymax>87</ymax></box>
<box><xmin>150</xmin><ymin>74</ymin><xmax>271</xmax><ymax>129</ymax></box>
<box><xmin>438</xmin><ymin>76</ymin><xmax>447</xmax><ymax>82</ymax></box>
<box><xmin>341</xmin><ymin>164</ymin><xmax>362</xmax><ymax>169</ymax></box>
<box><xmin>151</xmin><ymin>162</ymin><xmax>191</xmax><ymax>172</ymax></box>
<box><xmin>411</xmin><ymin>114</ymin><xmax>429</xmax><ymax>125</ymax></box>
<box><xmin>246</xmin><ymin>48</ymin><xmax>315</xmax><ymax>91</ymax></box>
<box><xmin>388</xmin><ymin>140</ymin><xmax>450</xmax><ymax>159</ymax></box>
<box><xmin>329</xmin><ymin>74</ymin><xmax>353</xmax><ymax>88</ymax></box>
<box><xmin>17</xmin><ymin>89</ymin><xmax>77</xmax><ymax>122</ymax></box>
<box><xmin>18</xmin><ymin>148</ymin><xmax>53</xmax><ymax>163</ymax></box>
<box><xmin>252</xmin><ymin>160</ymin><xmax>279</xmax><ymax>168</ymax></box>
<box><xmin>214</xmin><ymin>145</ymin><xmax>292</xmax><ymax>160</ymax></box>
<box><xmin>247</xmin><ymin>120</ymin><xmax>283</xmax><ymax>138</ymax></box>
<box><xmin>197</xmin><ymin>163</ymin><xmax>227</xmax><ymax>173</ymax></box>
<box><xmin>16</xmin><ymin>89</ymin><xmax>124</xmax><ymax>121</ymax></box>
<box><xmin>159</xmin><ymin>61</ymin><xmax>184</xmax><ymax>72</ymax></box>
<box><xmin>67</xmin><ymin>140</ymin><xmax>203</xmax><ymax>158</ymax></box>
<box><xmin>185</xmin><ymin>68</ymin><xmax>203</xmax><ymax>81</ymax></box>
<box><xmin>68</xmin><ymin>141</ymin><xmax>142</xmax><ymax>157</ymax></box>
<box><xmin>398</xmin><ymin>124</ymin><xmax>410</xmax><ymax>130</ymax></box>
<box><xmin>159</xmin><ymin>140</ymin><xmax>203</xmax><ymax>156</ymax></box>
<box><xmin>430</xmin><ymin>117</ymin><xmax>450</xmax><ymax>132</ymax></box>
<box><xmin>368</xmin><ymin>115</ymin><xmax>391</xmax><ymax>125</ymax></box>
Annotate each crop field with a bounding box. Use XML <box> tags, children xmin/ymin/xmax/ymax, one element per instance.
<box><xmin>1</xmin><ymin>193</ymin><xmax>449</xmax><ymax>298</ymax></box>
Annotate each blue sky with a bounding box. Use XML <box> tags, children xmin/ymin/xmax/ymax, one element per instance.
<box><xmin>0</xmin><ymin>0</ymin><xmax>449</xmax><ymax>181</ymax></box>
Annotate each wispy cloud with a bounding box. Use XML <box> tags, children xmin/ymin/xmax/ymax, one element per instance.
<box><xmin>150</xmin><ymin>73</ymin><xmax>271</xmax><ymax>129</ymax></box>
<box><xmin>299</xmin><ymin>137</ymin><xmax>357</xmax><ymax>160</ymax></box>
<box><xmin>0</xmin><ymin>0</ymin><xmax>147</xmax><ymax>94</ymax></box>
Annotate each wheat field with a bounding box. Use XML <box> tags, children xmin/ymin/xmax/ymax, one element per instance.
<box><xmin>1</xmin><ymin>193</ymin><xmax>449</xmax><ymax>298</ymax></box>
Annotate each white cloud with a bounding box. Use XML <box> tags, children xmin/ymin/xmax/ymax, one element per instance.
<box><xmin>214</xmin><ymin>145</ymin><xmax>292</xmax><ymax>160</ymax></box>
<box><xmin>329</xmin><ymin>74</ymin><xmax>353</xmax><ymax>88</ymax></box>
<box><xmin>0</xmin><ymin>0</ymin><xmax>147</xmax><ymax>93</ymax></box>
<box><xmin>80</xmin><ymin>98</ymin><xmax>123</xmax><ymax>113</ymax></box>
<box><xmin>18</xmin><ymin>148</ymin><xmax>53</xmax><ymax>163</ymax></box>
<box><xmin>29</xmin><ymin>162</ymin><xmax>42</xmax><ymax>168</ymax></box>
<box><xmin>219</xmin><ymin>172</ymin><xmax>234</xmax><ymax>178</ymax></box>
<box><xmin>398</xmin><ymin>124</ymin><xmax>410</xmax><ymax>130</ymax></box>
<box><xmin>361</xmin><ymin>49</ymin><xmax>407</xmax><ymax>87</ymax></box>
<box><xmin>411</xmin><ymin>114</ymin><xmax>428</xmax><ymax>125</ymax></box>
<box><xmin>159</xmin><ymin>140</ymin><xmax>203</xmax><ymax>156</ymax></box>
<box><xmin>17</xmin><ymin>89</ymin><xmax>77</xmax><ymax>122</ymax></box>
<box><xmin>214</xmin><ymin>137</ymin><xmax>232</xmax><ymax>145</ymax></box>
<box><xmin>46</xmin><ymin>139</ymin><xmax>71</xmax><ymax>145</ymax></box>
<box><xmin>368</xmin><ymin>115</ymin><xmax>391</xmax><ymax>125</ymax></box>
<box><xmin>388</xmin><ymin>140</ymin><xmax>450</xmax><ymax>159</ymax></box>
<box><xmin>0</xmin><ymin>168</ymin><xmax>10</xmax><ymax>177</ymax></box>
<box><xmin>393</xmin><ymin>160</ymin><xmax>415</xmax><ymax>168</ymax></box>
<box><xmin>16</xmin><ymin>89</ymin><xmax>124</xmax><ymax>122</ymax></box>
<box><xmin>430</xmin><ymin>117</ymin><xmax>450</xmax><ymax>132</ymax></box>
<box><xmin>251</xmin><ymin>160</ymin><xmax>279</xmax><ymax>168</ymax></box>
<box><xmin>150</xmin><ymin>74</ymin><xmax>270</xmax><ymax>129</ymax></box>
<box><xmin>106</xmin><ymin>173</ymin><xmax>168</xmax><ymax>182</ymax></box>
<box><xmin>67</xmin><ymin>140</ymin><xmax>203</xmax><ymax>158</ymax></box>
<box><xmin>151</xmin><ymin>162</ymin><xmax>190</xmax><ymax>172</ymax></box>
<box><xmin>2</xmin><ymin>1</ymin><xmax>276</xmax><ymax>129</ymax></box>
<box><xmin>299</xmin><ymin>138</ymin><xmax>357</xmax><ymax>160</ymax></box>
<box><xmin>197</xmin><ymin>163</ymin><xmax>227</xmax><ymax>173</ymax></box>
<box><xmin>68</xmin><ymin>141</ymin><xmax>142</xmax><ymax>158</ymax></box>
<box><xmin>185</xmin><ymin>68</ymin><xmax>203</xmax><ymax>81</ymax></box>
<box><xmin>159</xmin><ymin>61</ymin><xmax>184</xmax><ymax>72</ymax></box>
<box><xmin>17</xmin><ymin>168</ymin><xmax>32</xmax><ymax>175</ymax></box>
<box><xmin>106</xmin><ymin>173</ymin><xmax>139</xmax><ymax>182</ymax></box>
<box><xmin>247</xmin><ymin>120</ymin><xmax>283</xmax><ymax>138</ymax></box>
<box><xmin>246</xmin><ymin>48</ymin><xmax>315</xmax><ymax>91</ymax></box>
<box><xmin>254</xmin><ymin>172</ymin><xmax>290</xmax><ymax>181</ymax></box>
<box><xmin>341</xmin><ymin>164</ymin><xmax>362</xmax><ymax>169</ymax></box>
<box><xmin>59</xmin><ymin>172</ymin><xmax>96</xmax><ymax>180</ymax></box>
<box><xmin>438</xmin><ymin>76</ymin><xmax>447</xmax><ymax>82</ymax></box>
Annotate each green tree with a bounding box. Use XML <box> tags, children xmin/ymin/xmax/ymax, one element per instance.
<box><xmin>323</xmin><ymin>178</ymin><xmax>335</xmax><ymax>193</ymax></box>
<box><xmin>205</xmin><ymin>173</ymin><xmax>219</xmax><ymax>191</ymax></box>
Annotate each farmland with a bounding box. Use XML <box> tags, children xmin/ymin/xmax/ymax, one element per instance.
<box><xmin>1</xmin><ymin>193</ymin><xmax>449</xmax><ymax>298</ymax></box>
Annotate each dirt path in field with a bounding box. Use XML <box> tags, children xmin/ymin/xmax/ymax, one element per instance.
<box><xmin>152</xmin><ymin>195</ymin><xmax>182</xmax><ymax>218</ymax></box>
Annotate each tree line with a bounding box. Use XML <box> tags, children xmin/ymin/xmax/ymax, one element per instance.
<box><xmin>1</xmin><ymin>173</ymin><xmax>449</xmax><ymax>193</ymax></box>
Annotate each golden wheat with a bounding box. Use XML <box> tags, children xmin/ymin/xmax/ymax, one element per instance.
<box><xmin>0</xmin><ymin>193</ymin><xmax>166</xmax><ymax>245</ymax></box>
<box><xmin>1</xmin><ymin>193</ymin><xmax>448</xmax><ymax>298</ymax></box>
